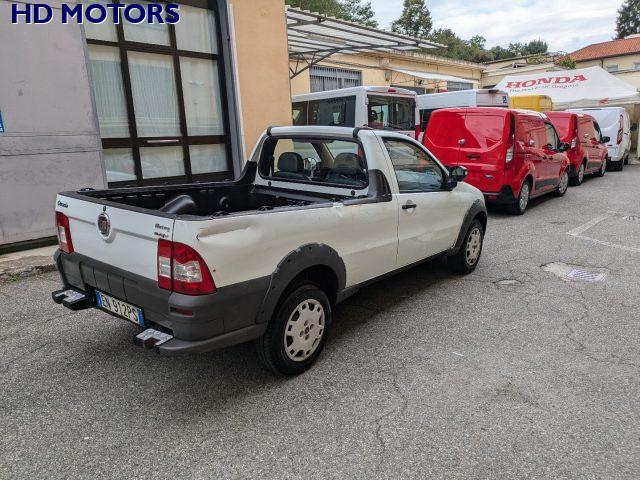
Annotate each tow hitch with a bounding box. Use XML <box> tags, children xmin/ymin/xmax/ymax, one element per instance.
<box><xmin>134</xmin><ymin>329</ymin><xmax>174</xmax><ymax>350</ymax></box>
<box><xmin>52</xmin><ymin>288</ymin><xmax>92</xmax><ymax>310</ymax></box>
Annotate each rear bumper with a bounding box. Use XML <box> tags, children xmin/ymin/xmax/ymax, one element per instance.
<box><xmin>483</xmin><ymin>185</ymin><xmax>516</xmax><ymax>206</ymax></box>
<box><xmin>53</xmin><ymin>250</ymin><xmax>269</xmax><ymax>354</ymax></box>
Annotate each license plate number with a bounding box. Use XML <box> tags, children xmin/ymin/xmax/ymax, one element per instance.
<box><xmin>95</xmin><ymin>291</ymin><xmax>144</xmax><ymax>327</ymax></box>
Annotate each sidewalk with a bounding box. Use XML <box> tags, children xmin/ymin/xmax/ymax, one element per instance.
<box><xmin>0</xmin><ymin>245</ymin><xmax>57</xmax><ymax>281</ymax></box>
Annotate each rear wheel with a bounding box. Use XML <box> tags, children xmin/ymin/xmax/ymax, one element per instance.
<box><xmin>555</xmin><ymin>169</ymin><xmax>569</xmax><ymax>197</ymax></box>
<box><xmin>570</xmin><ymin>162</ymin><xmax>586</xmax><ymax>186</ymax></box>
<box><xmin>448</xmin><ymin>220</ymin><xmax>484</xmax><ymax>274</ymax></box>
<box><xmin>508</xmin><ymin>180</ymin><xmax>530</xmax><ymax>215</ymax></box>
<box><xmin>257</xmin><ymin>282</ymin><xmax>331</xmax><ymax>376</ymax></box>
<box><xmin>624</xmin><ymin>155</ymin><xmax>629</xmax><ymax>165</ymax></box>
<box><xmin>594</xmin><ymin>157</ymin><xmax>607</xmax><ymax>177</ymax></box>
<box><xmin>611</xmin><ymin>158</ymin><xmax>624</xmax><ymax>172</ymax></box>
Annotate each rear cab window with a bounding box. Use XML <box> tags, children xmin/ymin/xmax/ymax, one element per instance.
<box><xmin>308</xmin><ymin>97</ymin><xmax>356</xmax><ymax>127</ymax></box>
<box><xmin>259</xmin><ymin>137</ymin><xmax>368</xmax><ymax>188</ymax></box>
<box><xmin>367</xmin><ymin>95</ymin><xmax>415</xmax><ymax>131</ymax></box>
<box><xmin>383</xmin><ymin>138</ymin><xmax>444</xmax><ymax>192</ymax></box>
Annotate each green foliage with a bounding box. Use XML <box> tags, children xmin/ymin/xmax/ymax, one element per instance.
<box><xmin>391</xmin><ymin>0</ymin><xmax>433</xmax><ymax>38</ymax></box>
<box><xmin>616</xmin><ymin>0</ymin><xmax>640</xmax><ymax>39</ymax></box>
<box><xmin>340</xmin><ymin>0</ymin><xmax>378</xmax><ymax>27</ymax></box>
<box><xmin>287</xmin><ymin>0</ymin><xmax>377</xmax><ymax>27</ymax></box>
<box><xmin>555</xmin><ymin>56</ymin><xmax>577</xmax><ymax>69</ymax></box>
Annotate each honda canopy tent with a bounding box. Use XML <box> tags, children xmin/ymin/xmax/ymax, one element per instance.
<box><xmin>495</xmin><ymin>66</ymin><xmax>640</xmax><ymax>109</ymax></box>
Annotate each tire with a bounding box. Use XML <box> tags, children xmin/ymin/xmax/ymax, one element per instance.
<box><xmin>256</xmin><ymin>282</ymin><xmax>331</xmax><ymax>376</ymax></box>
<box><xmin>508</xmin><ymin>179</ymin><xmax>531</xmax><ymax>215</ymax></box>
<box><xmin>611</xmin><ymin>158</ymin><xmax>624</xmax><ymax>172</ymax></box>
<box><xmin>594</xmin><ymin>157</ymin><xmax>607</xmax><ymax>177</ymax></box>
<box><xmin>448</xmin><ymin>220</ymin><xmax>484</xmax><ymax>275</ymax></box>
<box><xmin>624</xmin><ymin>155</ymin><xmax>629</xmax><ymax>166</ymax></box>
<box><xmin>570</xmin><ymin>162</ymin><xmax>586</xmax><ymax>186</ymax></box>
<box><xmin>554</xmin><ymin>169</ymin><xmax>569</xmax><ymax>197</ymax></box>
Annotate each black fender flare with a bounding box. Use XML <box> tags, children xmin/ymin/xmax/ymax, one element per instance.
<box><xmin>255</xmin><ymin>243</ymin><xmax>346</xmax><ymax>324</ymax></box>
<box><xmin>449</xmin><ymin>200</ymin><xmax>487</xmax><ymax>255</ymax></box>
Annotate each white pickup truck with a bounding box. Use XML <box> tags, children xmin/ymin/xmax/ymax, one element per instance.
<box><xmin>52</xmin><ymin>126</ymin><xmax>487</xmax><ymax>375</ymax></box>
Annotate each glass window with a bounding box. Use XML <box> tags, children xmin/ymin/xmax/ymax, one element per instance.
<box><xmin>635</xmin><ymin>63</ymin><xmax>640</xmax><ymax>71</ymax></box>
<box><xmin>464</xmin><ymin>114</ymin><xmax>504</xmax><ymax>149</ymax></box>
<box><xmin>606</xmin><ymin>64</ymin><xmax>619</xmax><ymax>73</ymax></box>
<box><xmin>175</xmin><ymin>5</ymin><xmax>218</xmax><ymax>54</ymax></box>
<box><xmin>122</xmin><ymin>2</ymin><xmax>170</xmax><ymax>45</ymax></box>
<box><xmin>179</xmin><ymin>57</ymin><xmax>224</xmax><ymax>135</ymax></box>
<box><xmin>189</xmin><ymin>144</ymin><xmax>227</xmax><ymax>174</ymax></box>
<box><xmin>103</xmin><ymin>148</ymin><xmax>136</xmax><ymax>183</ymax></box>
<box><xmin>309</xmin><ymin>97</ymin><xmax>356</xmax><ymax>127</ymax></box>
<box><xmin>544</xmin><ymin>123</ymin><xmax>559</xmax><ymax>149</ymax></box>
<box><xmin>368</xmin><ymin>96</ymin><xmax>415</xmax><ymax>131</ymax></box>
<box><xmin>84</xmin><ymin>1</ymin><xmax>117</xmax><ymax>41</ymax></box>
<box><xmin>128</xmin><ymin>51</ymin><xmax>181</xmax><ymax>137</ymax></box>
<box><xmin>292</xmin><ymin>102</ymin><xmax>308</xmax><ymax>126</ymax></box>
<box><xmin>87</xmin><ymin>45</ymin><xmax>130</xmax><ymax>138</ymax></box>
<box><xmin>384</xmin><ymin>139</ymin><xmax>443</xmax><ymax>192</ymax></box>
<box><xmin>140</xmin><ymin>146</ymin><xmax>184</xmax><ymax>178</ymax></box>
<box><xmin>260</xmin><ymin>138</ymin><xmax>367</xmax><ymax>188</ymax></box>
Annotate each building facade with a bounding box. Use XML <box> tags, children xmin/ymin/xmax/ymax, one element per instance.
<box><xmin>0</xmin><ymin>0</ymin><xmax>291</xmax><ymax>249</ymax></box>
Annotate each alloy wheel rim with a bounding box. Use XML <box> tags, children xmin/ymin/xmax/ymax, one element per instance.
<box><xmin>284</xmin><ymin>299</ymin><xmax>325</xmax><ymax>362</ymax></box>
<box><xmin>578</xmin><ymin>164</ymin><xmax>585</xmax><ymax>183</ymax></box>
<box><xmin>519</xmin><ymin>183</ymin><xmax>530</xmax><ymax>211</ymax></box>
<box><xmin>559</xmin><ymin>171</ymin><xmax>569</xmax><ymax>194</ymax></box>
<box><xmin>465</xmin><ymin>227</ymin><xmax>482</xmax><ymax>266</ymax></box>
<box><xmin>601</xmin><ymin>159</ymin><xmax>607</xmax><ymax>174</ymax></box>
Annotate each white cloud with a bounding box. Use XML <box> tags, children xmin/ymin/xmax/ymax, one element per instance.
<box><xmin>369</xmin><ymin>0</ymin><xmax>620</xmax><ymax>52</ymax></box>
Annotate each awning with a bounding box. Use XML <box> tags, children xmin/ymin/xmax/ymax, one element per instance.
<box><xmin>495</xmin><ymin>66</ymin><xmax>640</xmax><ymax>109</ymax></box>
<box><xmin>287</xmin><ymin>7</ymin><xmax>442</xmax><ymax>79</ymax></box>
<box><xmin>388</xmin><ymin>67</ymin><xmax>476</xmax><ymax>85</ymax></box>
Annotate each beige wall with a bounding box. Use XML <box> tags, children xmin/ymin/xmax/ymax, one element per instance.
<box><xmin>576</xmin><ymin>54</ymin><xmax>640</xmax><ymax>89</ymax></box>
<box><xmin>229</xmin><ymin>0</ymin><xmax>292</xmax><ymax>156</ymax></box>
<box><xmin>291</xmin><ymin>51</ymin><xmax>482</xmax><ymax>95</ymax></box>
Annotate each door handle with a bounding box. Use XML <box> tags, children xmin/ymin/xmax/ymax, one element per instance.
<box><xmin>466</xmin><ymin>154</ymin><xmax>481</xmax><ymax>159</ymax></box>
<box><xmin>402</xmin><ymin>201</ymin><xmax>417</xmax><ymax>211</ymax></box>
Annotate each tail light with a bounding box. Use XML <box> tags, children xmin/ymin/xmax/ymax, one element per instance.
<box><xmin>55</xmin><ymin>212</ymin><xmax>74</xmax><ymax>254</ymax></box>
<box><xmin>505</xmin><ymin>134</ymin><xmax>515</xmax><ymax>166</ymax></box>
<box><xmin>157</xmin><ymin>240</ymin><xmax>216</xmax><ymax>295</ymax></box>
<box><xmin>617</xmin><ymin>115</ymin><xmax>623</xmax><ymax>144</ymax></box>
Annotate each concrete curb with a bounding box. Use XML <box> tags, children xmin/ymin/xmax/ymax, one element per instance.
<box><xmin>0</xmin><ymin>246</ymin><xmax>57</xmax><ymax>283</ymax></box>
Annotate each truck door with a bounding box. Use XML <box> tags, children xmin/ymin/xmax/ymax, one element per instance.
<box><xmin>422</xmin><ymin>110</ymin><xmax>466</xmax><ymax>167</ymax></box>
<box><xmin>381</xmin><ymin>137</ymin><xmax>466</xmax><ymax>267</ymax></box>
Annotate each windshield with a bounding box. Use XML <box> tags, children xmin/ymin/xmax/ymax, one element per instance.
<box><xmin>367</xmin><ymin>95</ymin><xmax>415</xmax><ymax>131</ymax></box>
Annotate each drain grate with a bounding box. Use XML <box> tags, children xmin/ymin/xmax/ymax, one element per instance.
<box><xmin>566</xmin><ymin>269</ymin><xmax>606</xmax><ymax>282</ymax></box>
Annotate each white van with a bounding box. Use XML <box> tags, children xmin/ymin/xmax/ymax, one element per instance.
<box><xmin>417</xmin><ymin>89</ymin><xmax>510</xmax><ymax>131</ymax></box>
<box><xmin>567</xmin><ymin>107</ymin><xmax>632</xmax><ymax>171</ymax></box>
<box><xmin>292</xmin><ymin>86</ymin><xmax>419</xmax><ymax>137</ymax></box>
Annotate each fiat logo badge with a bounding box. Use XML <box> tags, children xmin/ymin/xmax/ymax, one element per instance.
<box><xmin>97</xmin><ymin>210</ymin><xmax>111</xmax><ymax>238</ymax></box>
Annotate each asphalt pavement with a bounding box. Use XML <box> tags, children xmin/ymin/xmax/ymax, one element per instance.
<box><xmin>2</xmin><ymin>163</ymin><xmax>640</xmax><ymax>479</ymax></box>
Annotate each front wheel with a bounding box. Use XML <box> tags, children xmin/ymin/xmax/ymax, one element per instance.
<box><xmin>256</xmin><ymin>282</ymin><xmax>331</xmax><ymax>376</ymax></box>
<box><xmin>594</xmin><ymin>157</ymin><xmax>607</xmax><ymax>177</ymax></box>
<box><xmin>554</xmin><ymin>169</ymin><xmax>569</xmax><ymax>197</ymax></box>
<box><xmin>448</xmin><ymin>220</ymin><xmax>484</xmax><ymax>274</ymax></box>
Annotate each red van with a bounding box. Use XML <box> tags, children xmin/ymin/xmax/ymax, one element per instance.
<box><xmin>545</xmin><ymin>112</ymin><xmax>608</xmax><ymax>186</ymax></box>
<box><xmin>423</xmin><ymin>107</ymin><xmax>571</xmax><ymax>215</ymax></box>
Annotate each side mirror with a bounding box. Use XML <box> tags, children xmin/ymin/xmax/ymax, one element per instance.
<box><xmin>445</xmin><ymin>166</ymin><xmax>468</xmax><ymax>190</ymax></box>
<box><xmin>601</xmin><ymin>136</ymin><xmax>610</xmax><ymax>143</ymax></box>
<box><xmin>558</xmin><ymin>142</ymin><xmax>571</xmax><ymax>152</ymax></box>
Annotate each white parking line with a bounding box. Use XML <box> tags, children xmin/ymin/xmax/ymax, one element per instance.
<box><xmin>567</xmin><ymin>213</ymin><xmax>640</xmax><ymax>254</ymax></box>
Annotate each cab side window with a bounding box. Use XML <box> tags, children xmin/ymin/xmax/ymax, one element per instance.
<box><xmin>383</xmin><ymin>139</ymin><xmax>444</xmax><ymax>193</ymax></box>
<box><xmin>544</xmin><ymin>123</ymin><xmax>559</xmax><ymax>150</ymax></box>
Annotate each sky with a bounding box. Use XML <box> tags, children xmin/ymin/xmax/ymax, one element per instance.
<box><xmin>369</xmin><ymin>0</ymin><xmax>622</xmax><ymax>53</ymax></box>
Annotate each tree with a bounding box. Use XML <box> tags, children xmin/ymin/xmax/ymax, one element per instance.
<box><xmin>288</xmin><ymin>0</ymin><xmax>378</xmax><ymax>27</ymax></box>
<box><xmin>340</xmin><ymin>0</ymin><xmax>378</xmax><ymax>27</ymax></box>
<box><xmin>616</xmin><ymin>0</ymin><xmax>640</xmax><ymax>39</ymax></box>
<box><xmin>392</xmin><ymin>0</ymin><xmax>433</xmax><ymax>38</ymax></box>
<box><xmin>524</xmin><ymin>39</ymin><xmax>548</xmax><ymax>55</ymax></box>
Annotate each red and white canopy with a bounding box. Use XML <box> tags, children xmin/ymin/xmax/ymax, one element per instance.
<box><xmin>495</xmin><ymin>66</ymin><xmax>640</xmax><ymax>109</ymax></box>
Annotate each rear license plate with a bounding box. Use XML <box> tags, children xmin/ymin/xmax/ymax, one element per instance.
<box><xmin>95</xmin><ymin>290</ymin><xmax>144</xmax><ymax>327</ymax></box>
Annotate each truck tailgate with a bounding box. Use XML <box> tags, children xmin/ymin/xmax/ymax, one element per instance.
<box><xmin>56</xmin><ymin>193</ymin><xmax>173</xmax><ymax>281</ymax></box>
